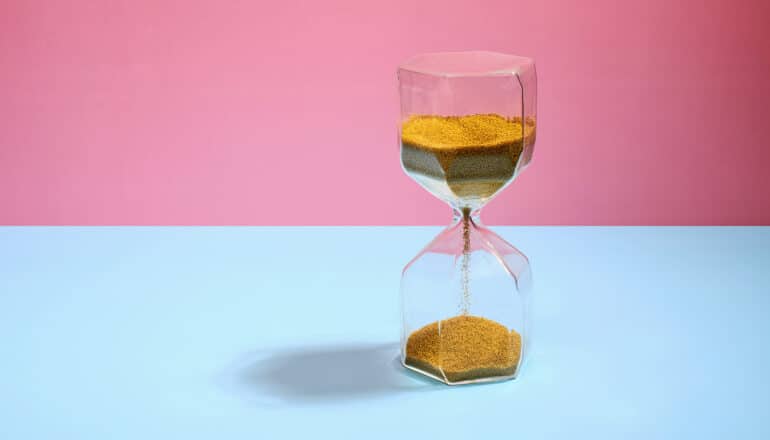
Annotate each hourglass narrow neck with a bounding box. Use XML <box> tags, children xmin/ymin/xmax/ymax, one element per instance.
<box><xmin>452</xmin><ymin>207</ymin><xmax>482</xmax><ymax>225</ymax></box>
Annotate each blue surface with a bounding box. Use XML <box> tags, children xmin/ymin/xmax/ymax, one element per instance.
<box><xmin>1</xmin><ymin>226</ymin><xmax>769</xmax><ymax>438</ymax></box>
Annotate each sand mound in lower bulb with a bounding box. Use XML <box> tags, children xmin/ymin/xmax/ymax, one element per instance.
<box><xmin>405</xmin><ymin>315</ymin><xmax>522</xmax><ymax>383</ymax></box>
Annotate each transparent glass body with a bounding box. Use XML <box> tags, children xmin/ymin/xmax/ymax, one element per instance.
<box><xmin>398</xmin><ymin>51</ymin><xmax>536</xmax><ymax>385</ymax></box>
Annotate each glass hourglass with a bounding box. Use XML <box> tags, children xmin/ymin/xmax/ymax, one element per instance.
<box><xmin>398</xmin><ymin>51</ymin><xmax>536</xmax><ymax>385</ymax></box>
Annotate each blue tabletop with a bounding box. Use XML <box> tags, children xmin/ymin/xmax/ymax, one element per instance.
<box><xmin>1</xmin><ymin>227</ymin><xmax>769</xmax><ymax>439</ymax></box>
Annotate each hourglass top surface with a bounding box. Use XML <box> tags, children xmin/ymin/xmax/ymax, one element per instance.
<box><xmin>398</xmin><ymin>51</ymin><xmax>535</xmax><ymax>78</ymax></box>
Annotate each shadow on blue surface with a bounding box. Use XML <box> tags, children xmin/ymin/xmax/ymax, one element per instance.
<box><xmin>222</xmin><ymin>344</ymin><xmax>440</xmax><ymax>405</ymax></box>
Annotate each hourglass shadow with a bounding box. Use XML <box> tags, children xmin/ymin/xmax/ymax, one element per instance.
<box><xmin>224</xmin><ymin>343</ymin><xmax>439</xmax><ymax>404</ymax></box>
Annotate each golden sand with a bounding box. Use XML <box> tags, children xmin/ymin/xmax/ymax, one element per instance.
<box><xmin>400</xmin><ymin>114</ymin><xmax>535</xmax><ymax>200</ymax></box>
<box><xmin>405</xmin><ymin>315</ymin><xmax>522</xmax><ymax>383</ymax></box>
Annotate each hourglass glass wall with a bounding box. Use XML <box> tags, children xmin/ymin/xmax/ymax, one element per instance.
<box><xmin>398</xmin><ymin>51</ymin><xmax>536</xmax><ymax>385</ymax></box>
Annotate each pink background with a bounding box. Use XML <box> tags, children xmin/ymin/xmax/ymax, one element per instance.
<box><xmin>1</xmin><ymin>0</ymin><xmax>769</xmax><ymax>225</ymax></box>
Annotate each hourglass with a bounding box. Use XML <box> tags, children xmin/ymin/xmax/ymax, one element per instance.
<box><xmin>398</xmin><ymin>51</ymin><xmax>536</xmax><ymax>385</ymax></box>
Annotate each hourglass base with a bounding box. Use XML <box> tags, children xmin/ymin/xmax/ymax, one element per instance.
<box><xmin>401</xmin><ymin>358</ymin><xmax>519</xmax><ymax>386</ymax></box>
